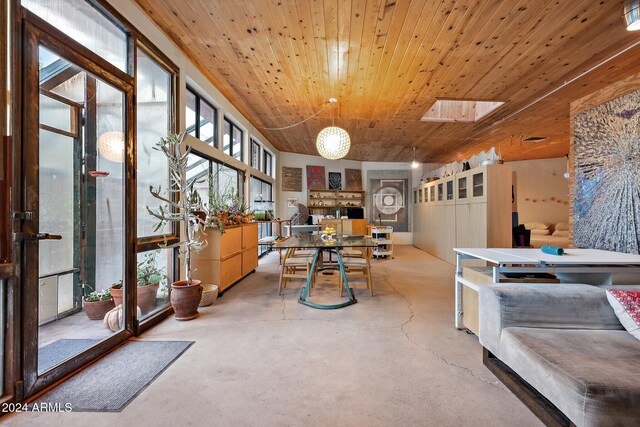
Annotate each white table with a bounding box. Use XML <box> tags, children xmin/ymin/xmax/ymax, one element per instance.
<box><xmin>453</xmin><ymin>248</ymin><xmax>640</xmax><ymax>329</ymax></box>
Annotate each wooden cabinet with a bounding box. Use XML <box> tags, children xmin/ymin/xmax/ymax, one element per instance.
<box><xmin>413</xmin><ymin>164</ymin><xmax>512</xmax><ymax>265</ymax></box>
<box><xmin>190</xmin><ymin>222</ymin><xmax>259</xmax><ymax>292</ymax></box>
<box><xmin>321</xmin><ymin>218</ymin><xmax>368</xmax><ymax>236</ymax></box>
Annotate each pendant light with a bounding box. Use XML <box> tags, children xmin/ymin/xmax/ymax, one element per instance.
<box><xmin>624</xmin><ymin>1</ymin><xmax>640</xmax><ymax>31</ymax></box>
<box><xmin>316</xmin><ymin>98</ymin><xmax>350</xmax><ymax>160</ymax></box>
<box><xmin>411</xmin><ymin>147</ymin><xmax>419</xmax><ymax>169</ymax></box>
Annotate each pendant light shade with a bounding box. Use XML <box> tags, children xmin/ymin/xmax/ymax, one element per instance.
<box><xmin>411</xmin><ymin>147</ymin><xmax>419</xmax><ymax>169</ymax></box>
<box><xmin>624</xmin><ymin>1</ymin><xmax>640</xmax><ymax>31</ymax></box>
<box><xmin>316</xmin><ymin>126</ymin><xmax>351</xmax><ymax>160</ymax></box>
<box><xmin>97</xmin><ymin>131</ymin><xmax>125</xmax><ymax>163</ymax></box>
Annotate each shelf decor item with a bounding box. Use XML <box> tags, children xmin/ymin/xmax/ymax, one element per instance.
<box><xmin>321</xmin><ymin>226</ymin><xmax>337</xmax><ymax>243</ymax></box>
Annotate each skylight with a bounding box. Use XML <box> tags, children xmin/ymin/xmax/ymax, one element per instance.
<box><xmin>420</xmin><ymin>99</ymin><xmax>505</xmax><ymax>123</ymax></box>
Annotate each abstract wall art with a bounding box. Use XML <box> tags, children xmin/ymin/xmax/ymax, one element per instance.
<box><xmin>345</xmin><ymin>168</ymin><xmax>363</xmax><ymax>190</ymax></box>
<box><xmin>281</xmin><ymin>167</ymin><xmax>302</xmax><ymax>192</ymax></box>
<box><xmin>328</xmin><ymin>172</ymin><xmax>342</xmax><ymax>190</ymax></box>
<box><xmin>573</xmin><ymin>89</ymin><xmax>640</xmax><ymax>254</ymax></box>
<box><xmin>306</xmin><ymin>165</ymin><xmax>326</xmax><ymax>190</ymax></box>
<box><xmin>367</xmin><ymin>170</ymin><xmax>410</xmax><ymax>232</ymax></box>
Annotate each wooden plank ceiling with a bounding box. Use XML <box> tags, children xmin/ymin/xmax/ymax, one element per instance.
<box><xmin>134</xmin><ymin>0</ymin><xmax>640</xmax><ymax>163</ymax></box>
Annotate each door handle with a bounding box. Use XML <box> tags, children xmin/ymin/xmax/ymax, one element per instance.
<box><xmin>32</xmin><ymin>233</ymin><xmax>63</xmax><ymax>240</ymax></box>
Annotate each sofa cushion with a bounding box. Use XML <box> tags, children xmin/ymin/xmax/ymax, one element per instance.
<box><xmin>606</xmin><ymin>289</ymin><xmax>640</xmax><ymax>341</ymax></box>
<box><xmin>500</xmin><ymin>328</ymin><xmax>640</xmax><ymax>427</ymax></box>
<box><xmin>479</xmin><ymin>284</ymin><xmax>623</xmax><ymax>357</ymax></box>
<box><xmin>531</xmin><ymin>229</ymin><xmax>550</xmax><ymax>235</ymax></box>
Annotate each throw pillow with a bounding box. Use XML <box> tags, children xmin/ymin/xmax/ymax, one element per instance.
<box><xmin>530</xmin><ymin>229</ymin><xmax>550</xmax><ymax>235</ymax></box>
<box><xmin>606</xmin><ymin>289</ymin><xmax>640</xmax><ymax>340</ymax></box>
<box><xmin>524</xmin><ymin>222</ymin><xmax>548</xmax><ymax>230</ymax></box>
<box><xmin>555</xmin><ymin>222</ymin><xmax>569</xmax><ymax>231</ymax></box>
<box><xmin>552</xmin><ymin>229</ymin><xmax>569</xmax><ymax>237</ymax></box>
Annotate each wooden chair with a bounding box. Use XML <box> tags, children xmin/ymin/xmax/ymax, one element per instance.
<box><xmin>278</xmin><ymin>249</ymin><xmax>316</xmax><ymax>295</ymax></box>
<box><xmin>339</xmin><ymin>248</ymin><xmax>373</xmax><ymax>297</ymax></box>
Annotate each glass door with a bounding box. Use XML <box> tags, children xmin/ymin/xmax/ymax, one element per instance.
<box><xmin>21</xmin><ymin>21</ymin><xmax>134</xmax><ymax>397</ymax></box>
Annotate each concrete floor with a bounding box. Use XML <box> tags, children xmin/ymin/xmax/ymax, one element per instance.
<box><xmin>9</xmin><ymin>246</ymin><xmax>541</xmax><ymax>426</ymax></box>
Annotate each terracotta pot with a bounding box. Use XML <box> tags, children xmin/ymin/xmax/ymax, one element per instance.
<box><xmin>170</xmin><ymin>280</ymin><xmax>202</xmax><ymax>321</ymax></box>
<box><xmin>111</xmin><ymin>283</ymin><xmax>159</xmax><ymax>315</ymax></box>
<box><xmin>192</xmin><ymin>210</ymin><xmax>207</xmax><ymax>224</ymax></box>
<box><xmin>110</xmin><ymin>285</ymin><xmax>123</xmax><ymax>307</ymax></box>
<box><xmin>137</xmin><ymin>282</ymin><xmax>159</xmax><ymax>314</ymax></box>
<box><xmin>83</xmin><ymin>299</ymin><xmax>116</xmax><ymax>320</ymax></box>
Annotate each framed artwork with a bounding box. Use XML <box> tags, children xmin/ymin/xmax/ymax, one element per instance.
<box><xmin>573</xmin><ymin>89</ymin><xmax>640</xmax><ymax>253</ymax></box>
<box><xmin>328</xmin><ymin>172</ymin><xmax>342</xmax><ymax>190</ymax></box>
<box><xmin>306</xmin><ymin>165</ymin><xmax>326</xmax><ymax>190</ymax></box>
<box><xmin>345</xmin><ymin>168</ymin><xmax>363</xmax><ymax>190</ymax></box>
<box><xmin>281</xmin><ymin>167</ymin><xmax>302</xmax><ymax>192</ymax></box>
<box><xmin>368</xmin><ymin>170</ymin><xmax>410</xmax><ymax>232</ymax></box>
<box><xmin>287</xmin><ymin>198</ymin><xmax>298</xmax><ymax>208</ymax></box>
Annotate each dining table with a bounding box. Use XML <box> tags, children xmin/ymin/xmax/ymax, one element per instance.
<box><xmin>273</xmin><ymin>234</ymin><xmax>377</xmax><ymax>309</ymax></box>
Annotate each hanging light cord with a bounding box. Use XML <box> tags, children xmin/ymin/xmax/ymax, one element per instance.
<box><xmin>259</xmin><ymin>98</ymin><xmax>337</xmax><ymax>131</ymax></box>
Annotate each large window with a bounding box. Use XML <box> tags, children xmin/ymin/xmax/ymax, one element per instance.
<box><xmin>136</xmin><ymin>44</ymin><xmax>176</xmax><ymax>320</ymax></box>
<box><xmin>187</xmin><ymin>152</ymin><xmax>244</xmax><ymax>207</ymax></box>
<box><xmin>22</xmin><ymin>0</ymin><xmax>128</xmax><ymax>72</ymax></box>
<box><xmin>185</xmin><ymin>86</ymin><xmax>217</xmax><ymax>146</ymax></box>
<box><xmin>250</xmin><ymin>177</ymin><xmax>273</xmax><ymax>257</ymax></box>
<box><xmin>250</xmin><ymin>139</ymin><xmax>260</xmax><ymax>169</ymax></box>
<box><xmin>136</xmin><ymin>47</ymin><xmax>172</xmax><ymax>238</ymax></box>
<box><xmin>223</xmin><ymin>117</ymin><xmax>243</xmax><ymax>161</ymax></box>
<box><xmin>263</xmin><ymin>150</ymin><xmax>273</xmax><ymax>177</ymax></box>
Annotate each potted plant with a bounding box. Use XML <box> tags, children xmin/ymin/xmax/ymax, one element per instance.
<box><xmin>148</xmin><ymin>132</ymin><xmax>206</xmax><ymax>321</ymax></box>
<box><xmin>83</xmin><ymin>288</ymin><xmax>115</xmax><ymax>320</ymax></box>
<box><xmin>136</xmin><ymin>251</ymin><xmax>165</xmax><ymax>314</ymax></box>
<box><xmin>110</xmin><ymin>252</ymin><xmax>165</xmax><ymax>315</ymax></box>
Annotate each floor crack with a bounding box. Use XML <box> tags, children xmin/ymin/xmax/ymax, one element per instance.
<box><xmin>281</xmin><ymin>292</ymin><xmax>287</xmax><ymax>320</ymax></box>
<box><xmin>378</xmin><ymin>264</ymin><xmax>503</xmax><ymax>391</ymax></box>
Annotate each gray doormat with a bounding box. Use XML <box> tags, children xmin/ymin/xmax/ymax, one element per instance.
<box><xmin>39</xmin><ymin>339</ymin><xmax>101</xmax><ymax>373</ymax></box>
<box><xmin>36</xmin><ymin>340</ymin><xmax>194</xmax><ymax>412</ymax></box>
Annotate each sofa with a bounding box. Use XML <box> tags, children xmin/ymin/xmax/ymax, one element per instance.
<box><xmin>479</xmin><ymin>283</ymin><xmax>640</xmax><ymax>427</ymax></box>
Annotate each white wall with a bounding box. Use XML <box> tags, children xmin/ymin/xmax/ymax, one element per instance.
<box><xmin>507</xmin><ymin>157</ymin><xmax>569</xmax><ymax>226</ymax></box>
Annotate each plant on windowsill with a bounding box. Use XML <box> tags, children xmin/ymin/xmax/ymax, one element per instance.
<box><xmin>83</xmin><ymin>288</ymin><xmax>115</xmax><ymax>320</ymax></box>
<box><xmin>147</xmin><ymin>132</ymin><xmax>206</xmax><ymax>321</ymax></box>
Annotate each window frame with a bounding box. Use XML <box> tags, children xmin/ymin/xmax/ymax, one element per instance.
<box><xmin>223</xmin><ymin>116</ymin><xmax>243</xmax><ymax>161</ymax></box>
<box><xmin>186</xmin><ymin>85</ymin><xmax>217</xmax><ymax>147</ymax></box>
<box><xmin>263</xmin><ymin>150</ymin><xmax>273</xmax><ymax>177</ymax></box>
<box><xmin>250</xmin><ymin>138</ymin><xmax>261</xmax><ymax>169</ymax></box>
<box><xmin>187</xmin><ymin>149</ymin><xmax>245</xmax><ymax>204</ymax></box>
<box><xmin>135</xmin><ymin>40</ymin><xmax>180</xmax><ymax>253</ymax></box>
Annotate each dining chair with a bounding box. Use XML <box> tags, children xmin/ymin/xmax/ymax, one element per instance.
<box><xmin>278</xmin><ymin>248</ymin><xmax>316</xmax><ymax>295</ymax></box>
<box><xmin>338</xmin><ymin>248</ymin><xmax>373</xmax><ymax>297</ymax></box>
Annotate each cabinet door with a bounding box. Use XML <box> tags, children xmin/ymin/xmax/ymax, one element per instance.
<box><xmin>350</xmin><ymin>219</ymin><xmax>367</xmax><ymax>236</ymax></box>
<box><xmin>242</xmin><ymin>249</ymin><xmax>258</xmax><ymax>276</ymax></box>
<box><xmin>221</xmin><ymin>227</ymin><xmax>243</xmax><ymax>258</ymax></box>
<box><xmin>242</xmin><ymin>223</ymin><xmax>258</xmax><ymax>249</ymax></box>
<box><xmin>220</xmin><ymin>253</ymin><xmax>242</xmax><ymax>290</ymax></box>
<box><xmin>470</xmin><ymin>171</ymin><xmax>487</xmax><ymax>203</ymax></box>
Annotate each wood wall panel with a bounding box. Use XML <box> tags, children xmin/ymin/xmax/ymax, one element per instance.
<box><xmin>135</xmin><ymin>0</ymin><xmax>640</xmax><ymax>162</ymax></box>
